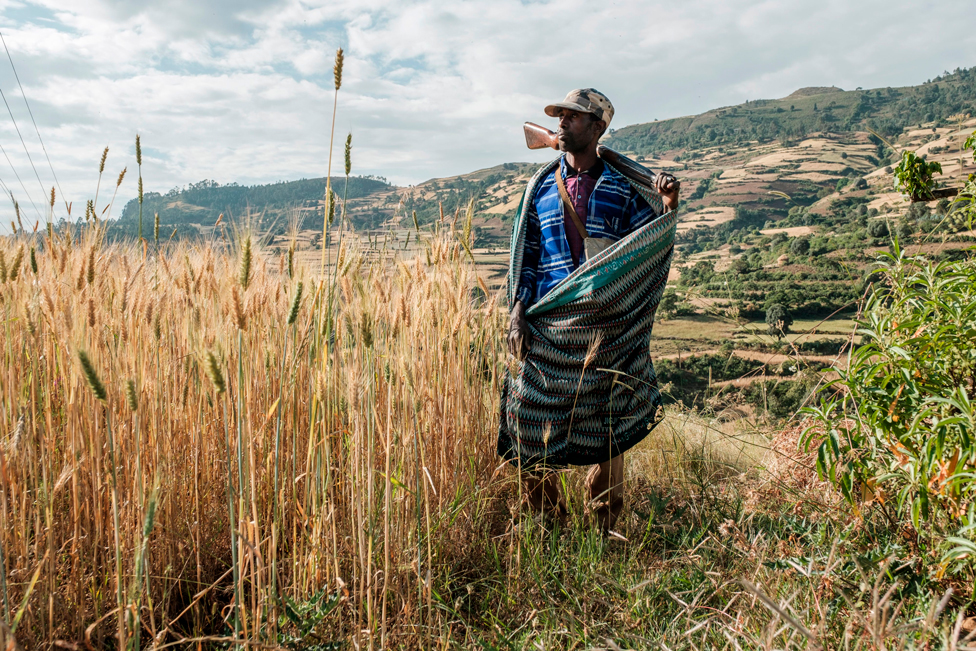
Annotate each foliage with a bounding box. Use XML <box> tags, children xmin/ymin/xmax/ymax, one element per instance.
<box><xmin>742</xmin><ymin>375</ymin><xmax>819</xmax><ymax>420</ymax></box>
<box><xmin>867</xmin><ymin>219</ymin><xmax>890</xmax><ymax>239</ymax></box>
<box><xmin>802</xmin><ymin>246</ymin><xmax>976</xmax><ymax>578</ymax></box>
<box><xmin>893</xmin><ymin>150</ymin><xmax>943</xmax><ymax>201</ymax></box>
<box><xmin>790</xmin><ymin>237</ymin><xmax>810</xmax><ymax>255</ymax></box>
<box><xmin>657</xmin><ymin>289</ymin><xmax>679</xmax><ymax>319</ymax></box>
<box><xmin>965</xmin><ymin>129</ymin><xmax>976</xmax><ymax>164</ymax></box>
<box><xmin>765</xmin><ymin>303</ymin><xmax>793</xmax><ymax>339</ymax></box>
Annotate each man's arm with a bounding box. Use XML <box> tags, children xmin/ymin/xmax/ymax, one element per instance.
<box><xmin>509</xmin><ymin>202</ymin><xmax>540</xmax><ymax>359</ymax></box>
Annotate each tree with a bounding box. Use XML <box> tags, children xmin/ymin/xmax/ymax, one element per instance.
<box><xmin>867</xmin><ymin>220</ymin><xmax>889</xmax><ymax>239</ymax></box>
<box><xmin>658</xmin><ymin>290</ymin><xmax>679</xmax><ymax>319</ymax></box>
<box><xmin>765</xmin><ymin>303</ymin><xmax>793</xmax><ymax>340</ymax></box>
<box><xmin>790</xmin><ymin>238</ymin><xmax>810</xmax><ymax>255</ymax></box>
<box><xmin>731</xmin><ymin>257</ymin><xmax>751</xmax><ymax>275</ymax></box>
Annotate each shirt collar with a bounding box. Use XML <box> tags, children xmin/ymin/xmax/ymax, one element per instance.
<box><xmin>561</xmin><ymin>155</ymin><xmax>604</xmax><ymax>179</ymax></box>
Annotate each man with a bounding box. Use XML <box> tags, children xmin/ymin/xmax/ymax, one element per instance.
<box><xmin>498</xmin><ymin>88</ymin><xmax>679</xmax><ymax>532</ymax></box>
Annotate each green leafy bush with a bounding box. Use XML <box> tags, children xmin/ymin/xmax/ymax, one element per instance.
<box><xmin>964</xmin><ymin>128</ymin><xmax>976</xmax><ymax>164</ymax></box>
<box><xmin>790</xmin><ymin>237</ymin><xmax>810</xmax><ymax>255</ymax></box>
<box><xmin>803</xmin><ymin>246</ymin><xmax>976</xmax><ymax>577</ymax></box>
<box><xmin>765</xmin><ymin>303</ymin><xmax>793</xmax><ymax>339</ymax></box>
<box><xmin>893</xmin><ymin>150</ymin><xmax>943</xmax><ymax>201</ymax></box>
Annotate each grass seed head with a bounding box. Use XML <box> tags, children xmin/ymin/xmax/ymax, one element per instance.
<box><xmin>287</xmin><ymin>281</ymin><xmax>304</xmax><ymax>326</ymax></box>
<box><xmin>333</xmin><ymin>47</ymin><xmax>344</xmax><ymax>90</ymax></box>
<box><xmin>78</xmin><ymin>350</ymin><xmax>107</xmax><ymax>402</ymax></box>
<box><xmin>205</xmin><ymin>351</ymin><xmax>226</xmax><ymax>394</ymax></box>
<box><xmin>135</xmin><ymin>134</ymin><xmax>142</xmax><ymax>167</ymax></box>
<box><xmin>138</xmin><ymin>176</ymin><xmax>143</xmax><ymax>205</ymax></box>
<box><xmin>232</xmin><ymin>285</ymin><xmax>247</xmax><ymax>330</ymax></box>
<box><xmin>125</xmin><ymin>379</ymin><xmax>138</xmax><ymax>412</ymax></box>
<box><xmin>154</xmin><ymin>212</ymin><xmax>160</xmax><ymax>244</ymax></box>
<box><xmin>50</xmin><ymin>186</ymin><xmax>55</xmax><ymax>209</ymax></box>
<box><xmin>239</xmin><ymin>237</ymin><xmax>252</xmax><ymax>290</ymax></box>
<box><xmin>30</xmin><ymin>246</ymin><xmax>37</xmax><ymax>275</ymax></box>
<box><xmin>87</xmin><ymin>247</ymin><xmax>96</xmax><ymax>286</ymax></box>
<box><xmin>287</xmin><ymin>245</ymin><xmax>294</xmax><ymax>280</ymax></box>
<box><xmin>9</xmin><ymin>246</ymin><xmax>23</xmax><ymax>281</ymax></box>
<box><xmin>0</xmin><ymin>249</ymin><xmax>6</xmax><ymax>283</ymax></box>
<box><xmin>116</xmin><ymin>167</ymin><xmax>126</xmax><ymax>187</ymax></box>
<box><xmin>99</xmin><ymin>146</ymin><xmax>108</xmax><ymax>174</ymax></box>
<box><xmin>344</xmin><ymin>134</ymin><xmax>352</xmax><ymax>176</ymax></box>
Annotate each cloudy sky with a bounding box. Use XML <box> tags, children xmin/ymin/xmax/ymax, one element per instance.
<box><xmin>0</xmin><ymin>0</ymin><xmax>973</xmax><ymax>226</ymax></box>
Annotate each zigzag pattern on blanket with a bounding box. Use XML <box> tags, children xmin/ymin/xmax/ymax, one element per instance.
<box><xmin>499</xmin><ymin>156</ymin><xmax>677</xmax><ymax>467</ymax></box>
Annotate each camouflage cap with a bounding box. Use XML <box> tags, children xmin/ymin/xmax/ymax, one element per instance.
<box><xmin>545</xmin><ymin>88</ymin><xmax>614</xmax><ymax>126</ymax></box>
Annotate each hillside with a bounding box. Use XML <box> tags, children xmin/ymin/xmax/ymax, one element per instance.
<box><xmin>604</xmin><ymin>67</ymin><xmax>976</xmax><ymax>156</ymax></box>
<box><xmin>108</xmin><ymin>66</ymin><xmax>976</xmax><ymax>260</ymax></box>
<box><xmin>111</xmin><ymin>175</ymin><xmax>393</xmax><ymax>238</ymax></box>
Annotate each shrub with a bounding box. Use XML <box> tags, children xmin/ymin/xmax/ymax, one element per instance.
<box><xmin>764</xmin><ymin>303</ymin><xmax>792</xmax><ymax>339</ymax></box>
<box><xmin>803</xmin><ymin>247</ymin><xmax>976</xmax><ymax>577</ymax></box>
<box><xmin>867</xmin><ymin>219</ymin><xmax>889</xmax><ymax>239</ymax></box>
<box><xmin>658</xmin><ymin>289</ymin><xmax>679</xmax><ymax>319</ymax></box>
<box><xmin>893</xmin><ymin>150</ymin><xmax>943</xmax><ymax>201</ymax></box>
<box><xmin>790</xmin><ymin>237</ymin><xmax>810</xmax><ymax>255</ymax></box>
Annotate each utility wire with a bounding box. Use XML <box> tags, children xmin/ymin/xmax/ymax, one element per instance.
<box><xmin>0</xmin><ymin>81</ymin><xmax>48</xmax><ymax>211</ymax></box>
<box><xmin>0</xmin><ymin>30</ymin><xmax>66</xmax><ymax>208</ymax></box>
<box><xmin>0</xmin><ymin>139</ymin><xmax>40</xmax><ymax>218</ymax></box>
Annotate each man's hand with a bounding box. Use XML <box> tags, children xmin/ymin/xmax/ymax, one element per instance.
<box><xmin>656</xmin><ymin>173</ymin><xmax>680</xmax><ymax>212</ymax></box>
<box><xmin>508</xmin><ymin>301</ymin><xmax>532</xmax><ymax>360</ymax></box>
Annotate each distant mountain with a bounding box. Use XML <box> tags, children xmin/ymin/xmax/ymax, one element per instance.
<box><xmin>105</xmin><ymin>65</ymin><xmax>976</xmax><ymax>245</ymax></box>
<box><xmin>604</xmin><ymin>67</ymin><xmax>976</xmax><ymax>158</ymax></box>
<box><xmin>111</xmin><ymin>175</ymin><xmax>392</xmax><ymax>238</ymax></box>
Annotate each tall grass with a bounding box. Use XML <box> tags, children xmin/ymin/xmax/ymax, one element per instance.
<box><xmin>0</xmin><ymin>214</ymin><xmax>506</xmax><ymax>647</ymax></box>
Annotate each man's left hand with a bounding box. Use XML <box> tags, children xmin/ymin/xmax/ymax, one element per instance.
<box><xmin>656</xmin><ymin>173</ymin><xmax>680</xmax><ymax>212</ymax></box>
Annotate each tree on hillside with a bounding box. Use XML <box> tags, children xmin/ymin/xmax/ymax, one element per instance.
<box><xmin>658</xmin><ymin>290</ymin><xmax>679</xmax><ymax>319</ymax></box>
<box><xmin>790</xmin><ymin>238</ymin><xmax>810</xmax><ymax>255</ymax></box>
<box><xmin>765</xmin><ymin>303</ymin><xmax>793</xmax><ymax>340</ymax></box>
<box><xmin>867</xmin><ymin>220</ymin><xmax>889</xmax><ymax>240</ymax></box>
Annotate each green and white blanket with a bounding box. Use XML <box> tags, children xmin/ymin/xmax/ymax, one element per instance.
<box><xmin>497</xmin><ymin>157</ymin><xmax>677</xmax><ymax>467</ymax></box>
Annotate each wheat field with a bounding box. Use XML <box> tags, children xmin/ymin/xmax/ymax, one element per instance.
<box><xmin>2</xmin><ymin>217</ymin><xmax>970</xmax><ymax>650</ymax></box>
<box><xmin>0</xmin><ymin>217</ymin><xmax>515</xmax><ymax>648</ymax></box>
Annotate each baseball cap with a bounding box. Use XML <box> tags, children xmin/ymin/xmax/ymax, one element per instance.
<box><xmin>545</xmin><ymin>88</ymin><xmax>614</xmax><ymax>126</ymax></box>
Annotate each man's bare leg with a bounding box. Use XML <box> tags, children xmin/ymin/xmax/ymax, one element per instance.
<box><xmin>522</xmin><ymin>470</ymin><xmax>567</xmax><ymax>521</ymax></box>
<box><xmin>585</xmin><ymin>454</ymin><xmax>624</xmax><ymax>532</ymax></box>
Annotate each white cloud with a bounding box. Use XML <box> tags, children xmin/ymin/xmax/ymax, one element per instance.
<box><xmin>0</xmin><ymin>0</ymin><xmax>973</xmax><ymax>227</ymax></box>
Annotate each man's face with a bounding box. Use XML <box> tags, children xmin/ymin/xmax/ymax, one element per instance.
<box><xmin>555</xmin><ymin>109</ymin><xmax>605</xmax><ymax>154</ymax></box>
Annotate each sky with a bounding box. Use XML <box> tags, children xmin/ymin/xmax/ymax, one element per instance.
<box><xmin>0</xmin><ymin>0</ymin><xmax>974</xmax><ymax>227</ymax></box>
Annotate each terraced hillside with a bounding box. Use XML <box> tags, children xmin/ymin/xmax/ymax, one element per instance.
<box><xmin>604</xmin><ymin>66</ymin><xmax>976</xmax><ymax>156</ymax></box>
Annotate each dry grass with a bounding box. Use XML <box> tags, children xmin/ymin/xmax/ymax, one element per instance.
<box><xmin>1</xmin><ymin>220</ymin><xmax>973</xmax><ymax>649</ymax></box>
<box><xmin>0</xmin><ymin>219</ymin><xmax>506</xmax><ymax>648</ymax></box>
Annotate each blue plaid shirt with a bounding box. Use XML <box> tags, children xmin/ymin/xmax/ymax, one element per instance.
<box><xmin>515</xmin><ymin>156</ymin><xmax>662</xmax><ymax>307</ymax></box>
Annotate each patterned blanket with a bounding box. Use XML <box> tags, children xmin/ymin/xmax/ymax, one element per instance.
<box><xmin>497</xmin><ymin>157</ymin><xmax>677</xmax><ymax>467</ymax></box>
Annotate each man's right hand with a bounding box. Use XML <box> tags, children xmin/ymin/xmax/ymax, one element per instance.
<box><xmin>508</xmin><ymin>301</ymin><xmax>532</xmax><ymax>360</ymax></box>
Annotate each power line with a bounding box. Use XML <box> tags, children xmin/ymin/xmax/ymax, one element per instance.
<box><xmin>0</xmin><ymin>30</ymin><xmax>66</xmax><ymax>209</ymax></box>
<box><xmin>0</xmin><ymin>81</ymin><xmax>48</xmax><ymax>209</ymax></box>
<box><xmin>0</xmin><ymin>139</ymin><xmax>41</xmax><ymax>219</ymax></box>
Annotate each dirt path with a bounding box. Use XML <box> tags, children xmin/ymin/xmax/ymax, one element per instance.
<box><xmin>656</xmin><ymin>348</ymin><xmax>845</xmax><ymax>368</ymax></box>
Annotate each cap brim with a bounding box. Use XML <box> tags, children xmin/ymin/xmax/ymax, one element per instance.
<box><xmin>544</xmin><ymin>101</ymin><xmax>594</xmax><ymax>118</ymax></box>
